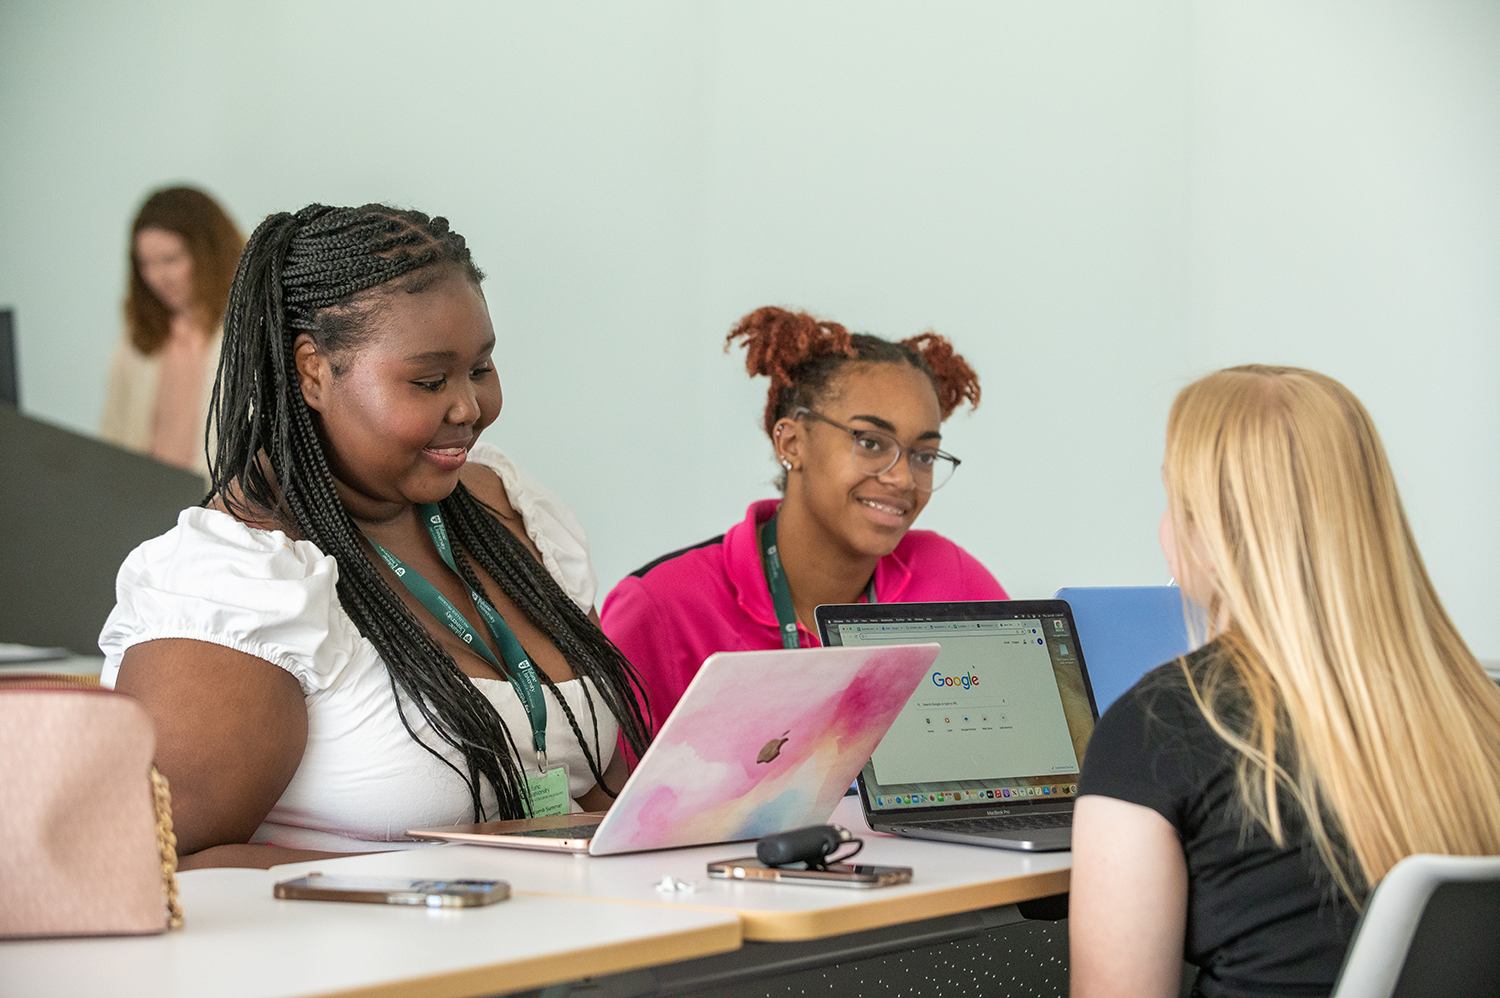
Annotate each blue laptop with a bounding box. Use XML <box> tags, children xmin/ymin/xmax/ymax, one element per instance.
<box><xmin>1053</xmin><ymin>586</ymin><xmax>1206</xmax><ymax>715</ymax></box>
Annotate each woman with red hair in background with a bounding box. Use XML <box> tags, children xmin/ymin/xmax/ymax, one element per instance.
<box><xmin>101</xmin><ymin>186</ymin><xmax>244</xmax><ymax>477</ymax></box>
<box><xmin>601</xmin><ymin>306</ymin><xmax>1008</xmax><ymax>735</ymax></box>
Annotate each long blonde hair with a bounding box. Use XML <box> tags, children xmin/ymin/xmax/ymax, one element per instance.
<box><xmin>1165</xmin><ymin>365</ymin><xmax>1500</xmax><ymax>902</ymax></box>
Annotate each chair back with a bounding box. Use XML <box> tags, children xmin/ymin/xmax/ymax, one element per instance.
<box><xmin>1331</xmin><ymin>853</ymin><xmax>1500</xmax><ymax>998</ymax></box>
<box><xmin>1053</xmin><ymin>586</ymin><xmax>1204</xmax><ymax>714</ymax></box>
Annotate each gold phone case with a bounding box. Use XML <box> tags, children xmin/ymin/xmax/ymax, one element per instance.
<box><xmin>273</xmin><ymin>875</ymin><xmax>510</xmax><ymax>907</ymax></box>
<box><xmin>707</xmin><ymin>858</ymin><xmax>912</xmax><ymax>889</ymax></box>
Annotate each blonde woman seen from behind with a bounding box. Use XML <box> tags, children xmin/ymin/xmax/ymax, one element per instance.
<box><xmin>1070</xmin><ymin>365</ymin><xmax>1500</xmax><ymax>998</ymax></box>
<box><xmin>101</xmin><ymin>186</ymin><xmax>244</xmax><ymax>477</ymax></box>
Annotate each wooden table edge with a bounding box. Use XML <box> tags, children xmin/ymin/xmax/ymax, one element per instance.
<box><xmin>519</xmin><ymin>868</ymin><xmax>1070</xmax><ymax>944</ymax></box>
<box><xmin>736</xmin><ymin>867</ymin><xmax>1072</xmax><ymax>942</ymax></box>
<box><xmin>292</xmin><ymin>918</ymin><xmax>742</xmax><ymax>998</ymax></box>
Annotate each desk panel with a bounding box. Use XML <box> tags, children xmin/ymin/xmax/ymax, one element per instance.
<box><xmin>0</xmin><ymin>653</ymin><xmax>105</xmax><ymax>677</ymax></box>
<box><xmin>0</xmin><ymin>868</ymin><xmax>741</xmax><ymax>998</ymax></box>
<box><xmin>273</xmin><ymin>798</ymin><xmax>1071</xmax><ymax>942</ymax></box>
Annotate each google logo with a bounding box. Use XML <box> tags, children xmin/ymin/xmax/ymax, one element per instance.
<box><xmin>931</xmin><ymin>671</ymin><xmax>980</xmax><ymax>689</ymax></box>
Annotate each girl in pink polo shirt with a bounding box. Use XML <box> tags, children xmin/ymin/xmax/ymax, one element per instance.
<box><xmin>601</xmin><ymin>306</ymin><xmax>1007</xmax><ymax>737</ymax></box>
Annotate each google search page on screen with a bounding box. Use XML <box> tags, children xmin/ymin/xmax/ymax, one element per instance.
<box><xmin>834</xmin><ymin>620</ymin><xmax>1080</xmax><ymax>784</ymax></box>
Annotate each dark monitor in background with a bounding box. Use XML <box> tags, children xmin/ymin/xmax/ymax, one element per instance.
<box><xmin>0</xmin><ymin>309</ymin><xmax>17</xmax><ymax>406</ymax></box>
<box><xmin>0</xmin><ymin>405</ymin><xmax>206</xmax><ymax>655</ymax></box>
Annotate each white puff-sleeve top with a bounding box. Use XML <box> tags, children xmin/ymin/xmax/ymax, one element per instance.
<box><xmin>98</xmin><ymin>444</ymin><xmax>618</xmax><ymax>853</ymax></box>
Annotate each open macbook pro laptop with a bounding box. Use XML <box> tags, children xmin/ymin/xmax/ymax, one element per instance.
<box><xmin>816</xmin><ymin>600</ymin><xmax>1099</xmax><ymax>852</ymax></box>
<box><xmin>408</xmin><ymin>642</ymin><xmax>940</xmax><ymax>856</ymax></box>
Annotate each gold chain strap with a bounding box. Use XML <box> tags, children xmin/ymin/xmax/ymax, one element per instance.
<box><xmin>149</xmin><ymin>767</ymin><xmax>185</xmax><ymax>930</ymax></box>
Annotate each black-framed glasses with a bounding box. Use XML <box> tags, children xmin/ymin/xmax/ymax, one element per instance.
<box><xmin>793</xmin><ymin>407</ymin><xmax>961</xmax><ymax>492</ymax></box>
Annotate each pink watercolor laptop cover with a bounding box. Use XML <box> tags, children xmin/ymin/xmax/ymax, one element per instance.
<box><xmin>588</xmin><ymin>642</ymin><xmax>940</xmax><ymax>856</ymax></box>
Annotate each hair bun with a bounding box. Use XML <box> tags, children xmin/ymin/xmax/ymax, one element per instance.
<box><xmin>900</xmin><ymin>332</ymin><xmax>981</xmax><ymax>418</ymax></box>
<box><xmin>725</xmin><ymin>306</ymin><xmax>857</xmax><ymax>383</ymax></box>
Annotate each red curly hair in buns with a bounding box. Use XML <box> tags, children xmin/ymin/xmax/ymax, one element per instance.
<box><xmin>726</xmin><ymin>306</ymin><xmax>980</xmax><ymax>437</ymax></box>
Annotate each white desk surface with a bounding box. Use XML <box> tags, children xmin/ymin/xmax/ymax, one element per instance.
<box><xmin>0</xmin><ymin>867</ymin><xmax>741</xmax><ymax>998</ymax></box>
<box><xmin>0</xmin><ymin>654</ymin><xmax>104</xmax><ymax>677</ymax></box>
<box><xmin>272</xmin><ymin>797</ymin><xmax>1073</xmax><ymax>942</ymax></box>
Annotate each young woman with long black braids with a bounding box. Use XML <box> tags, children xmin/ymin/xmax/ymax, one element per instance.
<box><xmin>101</xmin><ymin>204</ymin><xmax>651</xmax><ymax>869</ymax></box>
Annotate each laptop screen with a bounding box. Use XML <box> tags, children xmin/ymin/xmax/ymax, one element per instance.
<box><xmin>819</xmin><ymin>600</ymin><xmax>1098</xmax><ymax>816</ymax></box>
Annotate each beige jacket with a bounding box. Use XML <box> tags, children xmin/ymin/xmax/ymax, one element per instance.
<box><xmin>99</xmin><ymin>329</ymin><xmax>222</xmax><ymax>480</ymax></box>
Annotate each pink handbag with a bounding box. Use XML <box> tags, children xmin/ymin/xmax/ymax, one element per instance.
<box><xmin>0</xmin><ymin>675</ymin><xmax>183</xmax><ymax>938</ymax></box>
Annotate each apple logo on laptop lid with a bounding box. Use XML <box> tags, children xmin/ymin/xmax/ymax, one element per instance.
<box><xmin>757</xmin><ymin>730</ymin><xmax>791</xmax><ymax>764</ymax></box>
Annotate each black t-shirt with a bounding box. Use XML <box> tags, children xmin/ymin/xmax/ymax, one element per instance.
<box><xmin>1078</xmin><ymin>643</ymin><xmax>1360</xmax><ymax>998</ymax></box>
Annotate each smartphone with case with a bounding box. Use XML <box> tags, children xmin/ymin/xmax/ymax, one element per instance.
<box><xmin>707</xmin><ymin>858</ymin><xmax>912</xmax><ymax>888</ymax></box>
<box><xmin>273</xmin><ymin>874</ymin><xmax>510</xmax><ymax>907</ymax></box>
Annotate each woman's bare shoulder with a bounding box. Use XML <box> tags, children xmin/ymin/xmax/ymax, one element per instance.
<box><xmin>458</xmin><ymin>459</ymin><xmax>544</xmax><ymax>560</ymax></box>
<box><xmin>459</xmin><ymin>460</ymin><xmax>518</xmax><ymax>519</ymax></box>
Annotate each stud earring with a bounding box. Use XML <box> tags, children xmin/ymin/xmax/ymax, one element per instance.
<box><xmin>780</xmin><ymin>457</ymin><xmax>793</xmax><ymax>470</ymax></box>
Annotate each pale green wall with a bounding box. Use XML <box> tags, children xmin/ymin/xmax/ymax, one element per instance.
<box><xmin>2</xmin><ymin>1</ymin><xmax>1495</xmax><ymax>656</ymax></box>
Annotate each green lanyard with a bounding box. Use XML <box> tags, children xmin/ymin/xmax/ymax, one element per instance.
<box><xmin>760</xmin><ymin>510</ymin><xmax>877</xmax><ymax>650</ymax></box>
<box><xmin>368</xmin><ymin>504</ymin><xmax>549</xmax><ymax>775</ymax></box>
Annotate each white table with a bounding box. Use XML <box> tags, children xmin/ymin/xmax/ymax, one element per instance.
<box><xmin>271</xmin><ymin>797</ymin><xmax>1072</xmax><ymax>943</ymax></box>
<box><xmin>0</xmin><ymin>653</ymin><xmax>104</xmax><ymax>677</ymax></box>
<box><xmin>0</xmin><ymin>802</ymin><xmax>1068</xmax><ymax>997</ymax></box>
<box><xmin>0</xmin><ymin>867</ymin><xmax>741</xmax><ymax>998</ymax></box>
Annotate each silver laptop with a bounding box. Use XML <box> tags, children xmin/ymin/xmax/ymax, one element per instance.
<box><xmin>816</xmin><ymin>599</ymin><xmax>1099</xmax><ymax>852</ymax></box>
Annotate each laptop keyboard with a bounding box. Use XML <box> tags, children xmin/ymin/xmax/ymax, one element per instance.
<box><xmin>918</xmin><ymin>812</ymin><xmax>1072</xmax><ymax>834</ymax></box>
<box><xmin>518</xmin><ymin>825</ymin><xmax>599</xmax><ymax>839</ymax></box>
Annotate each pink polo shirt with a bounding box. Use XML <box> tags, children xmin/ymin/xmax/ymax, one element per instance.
<box><xmin>600</xmin><ymin>499</ymin><xmax>1008</xmax><ymax>738</ymax></box>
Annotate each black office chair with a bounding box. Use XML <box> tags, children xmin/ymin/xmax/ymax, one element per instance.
<box><xmin>1330</xmin><ymin>853</ymin><xmax>1500</xmax><ymax>998</ymax></box>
